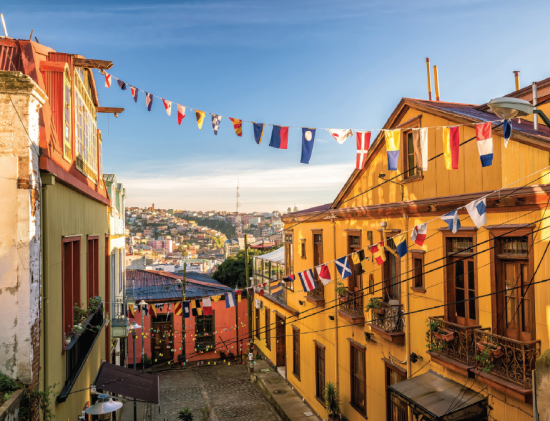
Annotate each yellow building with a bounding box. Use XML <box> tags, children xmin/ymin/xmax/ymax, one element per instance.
<box><xmin>253</xmin><ymin>78</ymin><xmax>550</xmax><ymax>420</ymax></box>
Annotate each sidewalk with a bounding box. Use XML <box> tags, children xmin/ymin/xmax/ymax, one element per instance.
<box><xmin>251</xmin><ymin>360</ymin><xmax>321</xmax><ymax>421</ymax></box>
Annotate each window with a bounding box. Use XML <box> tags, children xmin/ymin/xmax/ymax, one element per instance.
<box><xmin>284</xmin><ymin>232</ymin><xmax>294</xmax><ymax>291</ymax></box>
<box><xmin>265</xmin><ymin>310</ymin><xmax>271</xmax><ymax>350</ymax></box>
<box><xmin>75</xmin><ymin>67</ymin><xmax>98</xmax><ymax>183</ymax></box>
<box><xmin>104</xmin><ymin>235</ymin><xmax>110</xmax><ymax>314</ymax></box>
<box><xmin>119</xmin><ymin>248</ymin><xmax>123</xmax><ymax>293</ymax></box>
<box><xmin>315</xmin><ymin>343</ymin><xmax>325</xmax><ymax>400</ymax></box>
<box><xmin>63</xmin><ymin>67</ymin><xmax>72</xmax><ymax>161</ymax></box>
<box><xmin>386</xmin><ymin>365</ymin><xmax>407</xmax><ymax>421</ymax></box>
<box><xmin>196</xmin><ymin>312</ymin><xmax>215</xmax><ymax>351</ymax></box>
<box><xmin>293</xmin><ymin>328</ymin><xmax>300</xmax><ymax>379</ymax></box>
<box><xmin>413</xmin><ymin>255</ymin><xmax>424</xmax><ymax>289</ymax></box>
<box><xmin>309</xmin><ymin>232</ymin><xmax>324</xmax><ymax>299</ymax></box>
<box><xmin>383</xmin><ymin>251</ymin><xmax>400</xmax><ymax>300</ymax></box>
<box><xmin>368</xmin><ymin>274</ymin><xmax>374</xmax><ymax>295</ymax></box>
<box><xmin>255</xmin><ymin>308</ymin><xmax>261</xmax><ymax>339</ymax></box>
<box><xmin>98</xmin><ymin>130</ymin><xmax>103</xmax><ymax>186</ymax></box>
<box><xmin>300</xmin><ymin>239</ymin><xmax>306</xmax><ymax>259</ymax></box>
<box><xmin>87</xmin><ymin>236</ymin><xmax>99</xmax><ymax>301</ymax></box>
<box><xmin>63</xmin><ymin>237</ymin><xmax>81</xmax><ymax>336</ymax></box>
<box><xmin>405</xmin><ymin>131</ymin><xmax>417</xmax><ymax>177</ymax></box>
<box><xmin>351</xmin><ymin>344</ymin><xmax>366</xmax><ymax>413</ymax></box>
<box><xmin>347</xmin><ymin>234</ymin><xmax>362</xmax><ymax>291</ymax></box>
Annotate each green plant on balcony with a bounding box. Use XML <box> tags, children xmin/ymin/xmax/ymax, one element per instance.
<box><xmin>426</xmin><ymin>319</ymin><xmax>445</xmax><ymax>353</ymax></box>
<box><xmin>70</xmin><ymin>323</ymin><xmax>84</xmax><ymax>339</ymax></box>
<box><xmin>335</xmin><ymin>282</ymin><xmax>350</xmax><ymax>302</ymax></box>
<box><xmin>88</xmin><ymin>296</ymin><xmax>103</xmax><ymax>313</ymax></box>
<box><xmin>475</xmin><ymin>347</ymin><xmax>495</xmax><ymax>373</ymax></box>
<box><xmin>73</xmin><ymin>302</ymin><xmax>89</xmax><ymax>324</ymax></box>
<box><xmin>365</xmin><ymin>297</ymin><xmax>383</xmax><ymax>314</ymax></box>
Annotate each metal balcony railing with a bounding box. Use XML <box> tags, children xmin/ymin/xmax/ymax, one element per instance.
<box><xmin>111</xmin><ymin>297</ymin><xmax>128</xmax><ymax>328</ymax></box>
<box><xmin>307</xmin><ymin>285</ymin><xmax>324</xmax><ymax>301</ymax></box>
<box><xmin>339</xmin><ymin>290</ymin><xmax>364</xmax><ymax>318</ymax></box>
<box><xmin>428</xmin><ymin>316</ymin><xmax>480</xmax><ymax>366</ymax></box>
<box><xmin>369</xmin><ymin>301</ymin><xmax>404</xmax><ymax>333</ymax></box>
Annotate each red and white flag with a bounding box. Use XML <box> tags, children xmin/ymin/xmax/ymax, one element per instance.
<box><xmin>202</xmin><ymin>297</ymin><xmax>213</xmax><ymax>316</ymax></box>
<box><xmin>298</xmin><ymin>269</ymin><xmax>317</xmax><ymax>292</ymax></box>
<box><xmin>177</xmin><ymin>105</ymin><xmax>186</xmax><ymax>125</ymax></box>
<box><xmin>328</xmin><ymin>128</ymin><xmax>353</xmax><ymax>144</ymax></box>
<box><xmin>356</xmin><ymin>131</ymin><xmax>371</xmax><ymax>169</ymax></box>
<box><xmin>104</xmin><ymin>73</ymin><xmax>112</xmax><ymax>88</ymax></box>
<box><xmin>162</xmin><ymin>99</ymin><xmax>172</xmax><ymax>116</ymax></box>
<box><xmin>315</xmin><ymin>264</ymin><xmax>331</xmax><ymax>286</ymax></box>
<box><xmin>411</xmin><ymin>223</ymin><xmax>428</xmax><ymax>246</ymax></box>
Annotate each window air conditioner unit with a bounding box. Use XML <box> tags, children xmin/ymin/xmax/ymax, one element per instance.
<box><xmin>255</xmin><ymin>299</ymin><xmax>263</xmax><ymax>309</ymax></box>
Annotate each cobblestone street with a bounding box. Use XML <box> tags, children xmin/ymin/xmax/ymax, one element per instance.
<box><xmin>154</xmin><ymin>364</ymin><xmax>283</xmax><ymax>421</ymax></box>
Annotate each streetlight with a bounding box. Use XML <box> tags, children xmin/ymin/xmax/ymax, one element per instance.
<box><xmin>488</xmin><ymin>96</ymin><xmax>550</xmax><ymax>127</ymax></box>
<box><xmin>128</xmin><ymin>321</ymin><xmax>141</xmax><ymax>421</ymax></box>
<box><xmin>138</xmin><ymin>300</ymin><xmax>148</xmax><ymax>373</ymax></box>
<box><xmin>84</xmin><ymin>393</ymin><xmax>123</xmax><ymax>420</ymax></box>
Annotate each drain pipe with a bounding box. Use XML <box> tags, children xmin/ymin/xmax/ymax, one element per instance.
<box><xmin>332</xmin><ymin>215</ymin><xmax>339</xmax><ymax>392</ymax></box>
<box><xmin>404</xmin><ymin>214</ymin><xmax>412</xmax><ymax>421</ymax></box>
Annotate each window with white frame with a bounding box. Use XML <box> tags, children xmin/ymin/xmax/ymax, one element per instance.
<box><xmin>74</xmin><ymin>67</ymin><xmax>98</xmax><ymax>183</ymax></box>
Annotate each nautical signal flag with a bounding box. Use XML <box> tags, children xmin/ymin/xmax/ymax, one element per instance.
<box><xmin>315</xmin><ymin>264</ymin><xmax>331</xmax><ymax>286</ymax></box>
<box><xmin>385</xmin><ymin>129</ymin><xmax>401</xmax><ymax>171</ymax></box>
<box><xmin>162</xmin><ymin>99</ymin><xmax>172</xmax><ymax>116</ymax></box>
<box><xmin>236</xmin><ymin>290</ymin><xmax>242</xmax><ymax>303</ymax></box>
<box><xmin>300</xmin><ymin>128</ymin><xmax>316</xmax><ymax>164</ymax></box>
<box><xmin>253</xmin><ymin>123</ymin><xmax>265</xmax><ymax>145</ymax></box>
<box><xmin>465</xmin><ymin>198</ymin><xmax>487</xmax><ymax>228</ymax></box>
<box><xmin>128</xmin><ymin>304</ymin><xmax>135</xmax><ymax>318</ymax></box>
<box><xmin>225</xmin><ymin>292</ymin><xmax>236</xmax><ymax>308</ymax></box>
<box><xmin>212</xmin><ymin>114</ymin><xmax>222</xmax><ymax>135</ymax></box>
<box><xmin>192</xmin><ymin>300</ymin><xmax>203</xmax><ymax>316</ymax></box>
<box><xmin>271</xmin><ymin>281</ymin><xmax>284</xmax><ymax>296</ymax></box>
<box><xmin>177</xmin><ymin>105</ymin><xmax>186</xmax><ymax>125</ymax></box>
<box><xmin>130</xmin><ymin>86</ymin><xmax>139</xmax><ymax>103</ymax></box>
<box><xmin>211</xmin><ymin>295</ymin><xmax>222</xmax><ymax>302</ymax></box>
<box><xmin>371</xmin><ymin>242</ymin><xmax>386</xmax><ymax>266</ymax></box>
<box><xmin>202</xmin><ymin>297</ymin><xmax>213</xmax><ymax>316</ymax></box>
<box><xmin>145</xmin><ymin>92</ymin><xmax>153</xmax><ymax>111</ymax></box>
<box><xmin>442</xmin><ymin>126</ymin><xmax>460</xmax><ymax>170</ymax></box>
<box><xmin>356</xmin><ymin>131</ymin><xmax>371</xmax><ymax>169</ymax></box>
<box><xmin>229</xmin><ymin>118</ymin><xmax>243</xmax><ymax>137</ymax></box>
<box><xmin>411</xmin><ymin>223</ymin><xmax>427</xmax><ymax>246</ymax></box>
<box><xmin>284</xmin><ymin>274</ymin><xmax>295</xmax><ymax>284</ymax></box>
<box><xmin>117</xmin><ymin>79</ymin><xmax>127</xmax><ymax>90</ymax></box>
<box><xmin>335</xmin><ymin>256</ymin><xmax>352</xmax><ymax>279</ymax></box>
<box><xmin>174</xmin><ymin>302</ymin><xmax>182</xmax><ymax>316</ymax></box>
<box><xmin>476</xmin><ymin>122</ymin><xmax>493</xmax><ymax>167</ymax></box>
<box><xmin>503</xmin><ymin>119</ymin><xmax>512</xmax><ymax>148</ymax></box>
<box><xmin>196</xmin><ymin>110</ymin><xmax>205</xmax><ymax>130</ymax></box>
<box><xmin>149</xmin><ymin>304</ymin><xmax>158</xmax><ymax>318</ymax></box>
<box><xmin>269</xmin><ymin>125</ymin><xmax>289</xmax><ymax>149</ymax></box>
<box><xmin>183</xmin><ymin>301</ymin><xmax>191</xmax><ymax>319</ymax></box>
<box><xmin>412</xmin><ymin>128</ymin><xmax>428</xmax><ymax>171</ymax></box>
<box><xmin>328</xmin><ymin>128</ymin><xmax>353</xmax><ymax>144</ymax></box>
<box><xmin>442</xmin><ymin>210</ymin><xmax>461</xmax><ymax>233</ymax></box>
<box><xmin>298</xmin><ymin>269</ymin><xmax>317</xmax><ymax>292</ymax></box>
<box><xmin>351</xmin><ymin>250</ymin><xmax>366</xmax><ymax>276</ymax></box>
<box><xmin>395</xmin><ymin>234</ymin><xmax>408</xmax><ymax>258</ymax></box>
<box><xmin>104</xmin><ymin>73</ymin><xmax>112</xmax><ymax>88</ymax></box>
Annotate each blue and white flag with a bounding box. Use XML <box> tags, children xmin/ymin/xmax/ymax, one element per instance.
<box><xmin>503</xmin><ymin>119</ymin><xmax>512</xmax><ymax>148</ymax></box>
<box><xmin>225</xmin><ymin>292</ymin><xmax>236</xmax><ymax>308</ymax></box>
<box><xmin>335</xmin><ymin>256</ymin><xmax>352</xmax><ymax>279</ymax></box>
<box><xmin>146</xmin><ymin>92</ymin><xmax>153</xmax><ymax>111</ymax></box>
<box><xmin>465</xmin><ymin>198</ymin><xmax>487</xmax><ymax>228</ymax></box>
<box><xmin>300</xmin><ymin>128</ymin><xmax>316</xmax><ymax>164</ymax></box>
<box><xmin>212</xmin><ymin>114</ymin><xmax>222</xmax><ymax>135</ymax></box>
<box><xmin>183</xmin><ymin>301</ymin><xmax>191</xmax><ymax>319</ymax></box>
<box><xmin>117</xmin><ymin>79</ymin><xmax>127</xmax><ymax>90</ymax></box>
<box><xmin>442</xmin><ymin>210</ymin><xmax>461</xmax><ymax>234</ymax></box>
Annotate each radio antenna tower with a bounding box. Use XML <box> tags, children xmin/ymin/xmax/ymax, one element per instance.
<box><xmin>235</xmin><ymin>181</ymin><xmax>243</xmax><ymax>238</ymax></box>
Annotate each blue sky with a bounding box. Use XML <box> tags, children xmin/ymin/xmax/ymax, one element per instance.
<box><xmin>5</xmin><ymin>1</ymin><xmax>550</xmax><ymax>212</ymax></box>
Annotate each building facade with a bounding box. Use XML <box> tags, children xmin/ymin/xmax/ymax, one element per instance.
<box><xmin>253</xmin><ymin>82</ymin><xmax>550</xmax><ymax>420</ymax></box>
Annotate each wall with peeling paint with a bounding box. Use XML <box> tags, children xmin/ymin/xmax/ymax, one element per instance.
<box><xmin>0</xmin><ymin>71</ymin><xmax>46</xmax><ymax>386</ymax></box>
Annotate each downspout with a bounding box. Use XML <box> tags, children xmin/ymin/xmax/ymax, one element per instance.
<box><xmin>404</xmin><ymin>213</ymin><xmax>412</xmax><ymax>421</ymax></box>
<box><xmin>332</xmin><ymin>215</ymin><xmax>339</xmax><ymax>391</ymax></box>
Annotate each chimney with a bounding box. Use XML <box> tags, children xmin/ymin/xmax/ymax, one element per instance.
<box><xmin>433</xmin><ymin>65</ymin><xmax>440</xmax><ymax>101</ymax></box>
<box><xmin>513</xmin><ymin>71</ymin><xmax>520</xmax><ymax>91</ymax></box>
<box><xmin>533</xmin><ymin>82</ymin><xmax>538</xmax><ymax>131</ymax></box>
<box><xmin>426</xmin><ymin>58</ymin><xmax>432</xmax><ymax>101</ymax></box>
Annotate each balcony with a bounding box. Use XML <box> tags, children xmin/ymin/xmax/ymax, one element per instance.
<box><xmin>111</xmin><ymin>297</ymin><xmax>128</xmax><ymax>338</ymax></box>
<box><xmin>472</xmin><ymin>328</ymin><xmax>540</xmax><ymax>402</ymax></box>
<box><xmin>57</xmin><ymin>306</ymin><xmax>105</xmax><ymax>403</ymax></box>
<box><xmin>337</xmin><ymin>290</ymin><xmax>364</xmax><ymax>324</ymax></box>
<box><xmin>367</xmin><ymin>300</ymin><xmax>404</xmax><ymax>344</ymax></box>
<box><xmin>306</xmin><ymin>285</ymin><xmax>324</xmax><ymax>305</ymax></box>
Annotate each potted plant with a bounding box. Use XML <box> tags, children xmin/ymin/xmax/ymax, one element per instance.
<box><xmin>73</xmin><ymin>302</ymin><xmax>88</xmax><ymax>324</ymax></box>
<box><xmin>475</xmin><ymin>347</ymin><xmax>495</xmax><ymax>373</ymax></box>
<box><xmin>433</xmin><ymin>327</ymin><xmax>455</xmax><ymax>342</ymax></box>
<box><xmin>335</xmin><ymin>282</ymin><xmax>349</xmax><ymax>302</ymax></box>
<box><xmin>323</xmin><ymin>381</ymin><xmax>340</xmax><ymax>420</ymax></box>
<box><xmin>476</xmin><ymin>340</ymin><xmax>503</xmax><ymax>358</ymax></box>
<box><xmin>64</xmin><ymin>335</ymin><xmax>71</xmax><ymax>346</ymax></box>
<box><xmin>425</xmin><ymin>319</ymin><xmax>445</xmax><ymax>353</ymax></box>
<box><xmin>88</xmin><ymin>296</ymin><xmax>103</xmax><ymax>314</ymax></box>
<box><xmin>365</xmin><ymin>297</ymin><xmax>383</xmax><ymax>313</ymax></box>
<box><xmin>70</xmin><ymin>324</ymin><xmax>84</xmax><ymax>339</ymax></box>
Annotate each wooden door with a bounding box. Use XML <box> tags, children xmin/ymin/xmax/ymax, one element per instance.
<box><xmin>453</xmin><ymin>258</ymin><xmax>477</xmax><ymax>326</ymax></box>
<box><xmin>386</xmin><ymin>367</ymin><xmax>407</xmax><ymax>421</ymax></box>
<box><xmin>503</xmin><ymin>261</ymin><xmax>533</xmax><ymax>341</ymax></box>
<box><xmin>152</xmin><ymin>322</ymin><xmax>173</xmax><ymax>362</ymax></box>
<box><xmin>275</xmin><ymin>315</ymin><xmax>286</xmax><ymax>367</ymax></box>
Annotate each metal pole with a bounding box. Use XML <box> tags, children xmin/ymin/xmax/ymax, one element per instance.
<box><xmin>133</xmin><ymin>333</ymin><xmax>137</xmax><ymax>421</ymax></box>
<box><xmin>141</xmin><ymin>308</ymin><xmax>145</xmax><ymax>373</ymax></box>
<box><xmin>181</xmin><ymin>263</ymin><xmax>187</xmax><ymax>364</ymax></box>
<box><xmin>245</xmin><ymin>235</ymin><xmax>253</xmax><ymax>371</ymax></box>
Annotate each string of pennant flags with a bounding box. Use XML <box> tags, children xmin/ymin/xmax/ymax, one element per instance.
<box><xmin>102</xmin><ymin>71</ymin><xmax>516</xmax><ymax>167</ymax></box>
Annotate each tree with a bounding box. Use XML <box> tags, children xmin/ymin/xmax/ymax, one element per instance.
<box><xmin>212</xmin><ymin>236</ymin><xmax>224</xmax><ymax>249</ymax></box>
<box><xmin>212</xmin><ymin>247</ymin><xmax>276</xmax><ymax>289</ymax></box>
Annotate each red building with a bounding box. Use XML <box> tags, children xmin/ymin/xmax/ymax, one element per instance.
<box><xmin>126</xmin><ymin>270</ymin><xmax>250</xmax><ymax>365</ymax></box>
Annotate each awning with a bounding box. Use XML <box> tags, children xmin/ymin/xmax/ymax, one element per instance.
<box><xmin>95</xmin><ymin>362</ymin><xmax>160</xmax><ymax>404</ymax></box>
<box><xmin>388</xmin><ymin>370</ymin><xmax>487</xmax><ymax>420</ymax></box>
<box><xmin>255</xmin><ymin>246</ymin><xmax>285</xmax><ymax>264</ymax></box>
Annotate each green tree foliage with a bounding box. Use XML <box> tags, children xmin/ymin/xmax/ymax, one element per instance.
<box><xmin>212</xmin><ymin>236</ymin><xmax>224</xmax><ymax>249</ymax></box>
<box><xmin>194</xmin><ymin>218</ymin><xmax>235</xmax><ymax>238</ymax></box>
<box><xmin>212</xmin><ymin>248</ymin><xmax>276</xmax><ymax>289</ymax></box>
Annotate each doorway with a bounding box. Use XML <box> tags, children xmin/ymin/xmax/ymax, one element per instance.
<box><xmin>152</xmin><ymin>314</ymin><xmax>173</xmax><ymax>363</ymax></box>
<box><xmin>386</xmin><ymin>365</ymin><xmax>408</xmax><ymax>421</ymax></box>
<box><xmin>275</xmin><ymin>314</ymin><xmax>286</xmax><ymax>378</ymax></box>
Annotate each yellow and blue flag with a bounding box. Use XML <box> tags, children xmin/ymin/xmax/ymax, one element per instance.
<box><xmin>271</xmin><ymin>280</ymin><xmax>284</xmax><ymax>296</ymax></box>
<box><xmin>253</xmin><ymin>123</ymin><xmax>265</xmax><ymax>145</ymax></box>
<box><xmin>385</xmin><ymin>129</ymin><xmax>400</xmax><ymax>170</ymax></box>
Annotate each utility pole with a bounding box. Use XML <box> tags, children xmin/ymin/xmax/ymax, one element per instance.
<box><xmin>245</xmin><ymin>235</ymin><xmax>253</xmax><ymax>371</ymax></box>
<box><xmin>181</xmin><ymin>263</ymin><xmax>187</xmax><ymax>365</ymax></box>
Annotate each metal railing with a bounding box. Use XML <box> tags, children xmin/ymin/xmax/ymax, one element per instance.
<box><xmin>474</xmin><ymin>329</ymin><xmax>540</xmax><ymax>390</ymax></box>
<box><xmin>111</xmin><ymin>297</ymin><xmax>128</xmax><ymax>328</ymax></box>
<box><xmin>307</xmin><ymin>285</ymin><xmax>324</xmax><ymax>301</ymax></box>
<box><xmin>370</xmin><ymin>301</ymin><xmax>404</xmax><ymax>333</ymax></box>
<box><xmin>58</xmin><ymin>306</ymin><xmax>105</xmax><ymax>403</ymax></box>
<box><xmin>428</xmin><ymin>316</ymin><xmax>480</xmax><ymax>366</ymax></box>
<box><xmin>339</xmin><ymin>290</ymin><xmax>364</xmax><ymax>318</ymax></box>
